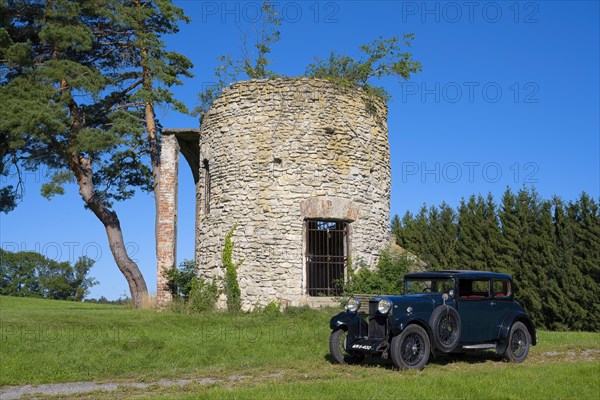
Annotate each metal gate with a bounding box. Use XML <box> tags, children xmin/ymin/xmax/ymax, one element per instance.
<box><xmin>306</xmin><ymin>220</ymin><xmax>349</xmax><ymax>296</ymax></box>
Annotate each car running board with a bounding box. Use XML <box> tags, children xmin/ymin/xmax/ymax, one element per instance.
<box><xmin>461</xmin><ymin>344</ymin><xmax>497</xmax><ymax>350</ymax></box>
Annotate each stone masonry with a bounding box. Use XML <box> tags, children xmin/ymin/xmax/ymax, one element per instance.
<box><xmin>194</xmin><ymin>78</ymin><xmax>391</xmax><ymax>310</ymax></box>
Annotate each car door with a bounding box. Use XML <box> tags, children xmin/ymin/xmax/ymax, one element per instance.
<box><xmin>457</xmin><ymin>278</ymin><xmax>496</xmax><ymax>343</ymax></box>
<box><xmin>490</xmin><ymin>278</ymin><xmax>514</xmax><ymax>339</ymax></box>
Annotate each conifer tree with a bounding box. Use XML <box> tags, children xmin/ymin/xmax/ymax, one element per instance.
<box><xmin>425</xmin><ymin>205</ymin><xmax>443</xmax><ymax>267</ymax></box>
<box><xmin>396</xmin><ymin>210</ymin><xmax>416</xmax><ymax>250</ymax></box>
<box><xmin>0</xmin><ymin>0</ymin><xmax>192</xmax><ymax>307</ymax></box>
<box><xmin>114</xmin><ymin>0</ymin><xmax>193</xmax><ymax>241</ymax></box>
<box><xmin>570</xmin><ymin>193</ymin><xmax>600</xmax><ymax>282</ymax></box>
<box><xmin>499</xmin><ymin>188</ymin><xmax>552</xmax><ymax>326</ymax></box>
<box><xmin>549</xmin><ymin>196</ymin><xmax>591</xmax><ymax>330</ymax></box>
<box><xmin>498</xmin><ymin>188</ymin><xmax>521</xmax><ymax>271</ymax></box>
<box><xmin>562</xmin><ymin>194</ymin><xmax>600</xmax><ymax>330</ymax></box>
<box><xmin>456</xmin><ymin>195</ymin><xmax>485</xmax><ymax>270</ymax></box>
<box><xmin>394</xmin><ymin>187</ymin><xmax>599</xmax><ymax>330</ymax></box>
<box><xmin>390</xmin><ymin>214</ymin><xmax>401</xmax><ymax>244</ymax></box>
<box><xmin>437</xmin><ymin>202</ymin><xmax>458</xmax><ymax>269</ymax></box>
<box><xmin>481</xmin><ymin>193</ymin><xmax>503</xmax><ymax>272</ymax></box>
<box><xmin>413</xmin><ymin>204</ymin><xmax>431</xmax><ymax>266</ymax></box>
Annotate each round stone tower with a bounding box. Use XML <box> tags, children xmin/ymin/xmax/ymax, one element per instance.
<box><xmin>196</xmin><ymin>78</ymin><xmax>390</xmax><ymax>309</ymax></box>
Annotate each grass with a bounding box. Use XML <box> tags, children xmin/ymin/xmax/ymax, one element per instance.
<box><xmin>0</xmin><ymin>296</ymin><xmax>331</xmax><ymax>385</ymax></box>
<box><xmin>0</xmin><ymin>296</ymin><xmax>598</xmax><ymax>399</ymax></box>
<box><xmin>167</xmin><ymin>363</ymin><xmax>600</xmax><ymax>400</ymax></box>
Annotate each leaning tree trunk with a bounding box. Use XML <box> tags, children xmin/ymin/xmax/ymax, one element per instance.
<box><xmin>69</xmin><ymin>153</ymin><xmax>149</xmax><ymax>308</ymax></box>
<box><xmin>104</xmin><ymin>210</ymin><xmax>149</xmax><ymax>307</ymax></box>
<box><xmin>61</xmin><ymin>76</ymin><xmax>149</xmax><ymax>307</ymax></box>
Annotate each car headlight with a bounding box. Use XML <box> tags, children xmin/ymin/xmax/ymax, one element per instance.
<box><xmin>378</xmin><ymin>298</ymin><xmax>392</xmax><ymax>314</ymax></box>
<box><xmin>345</xmin><ymin>297</ymin><xmax>361</xmax><ymax>312</ymax></box>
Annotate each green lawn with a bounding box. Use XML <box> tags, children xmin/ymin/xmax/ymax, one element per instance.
<box><xmin>1</xmin><ymin>296</ymin><xmax>598</xmax><ymax>399</ymax></box>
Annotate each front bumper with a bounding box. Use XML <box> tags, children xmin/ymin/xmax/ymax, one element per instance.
<box><xmin>331</xmin><ymin>310</ymin><xmax>389</xmax><ymax>355</ymax></box>
<box><xmin>347</xmin><ymin>337</ymin><xmax>388</xmax><ymax>354</ymax></box>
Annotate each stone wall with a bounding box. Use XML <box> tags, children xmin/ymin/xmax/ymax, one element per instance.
<box><xmin>196</xmin><ymin>78</ymin><xmax>391</xmax><ymax>310</ymax></box>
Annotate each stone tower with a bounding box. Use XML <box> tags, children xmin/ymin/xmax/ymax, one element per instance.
<box><xmin>158</xmin><ymin>78</ymin><xmax>391</xmax><ymax>309</ymax></box>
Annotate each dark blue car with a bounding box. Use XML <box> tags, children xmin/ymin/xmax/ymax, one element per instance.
<box><xmin>329</xmin><ymin>270</ymin><xmax>537</xmax><ymax>370</ymax></box>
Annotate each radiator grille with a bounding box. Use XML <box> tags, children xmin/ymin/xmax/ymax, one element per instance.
<box><xmin>368</xmin><ymin>301</ymin><xmax>387</xmax><ymax>339</ymax></box>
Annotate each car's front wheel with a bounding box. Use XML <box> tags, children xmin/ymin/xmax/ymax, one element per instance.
<box><xmin>390</xmin><ymin>324</ymin><xmax>431</xmax><ymax>370</ymax></box>
<box><xmin>503</xmin><ymin>321</ymin><xmax>531</xmax><ymax>363</ymax></box>
<box><xmin>329</xmin><ymin>328</ymin><xmax>364</xmax><ymax>365</ymax></box>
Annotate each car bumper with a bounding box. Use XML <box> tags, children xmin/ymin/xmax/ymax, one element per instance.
<box><xmin>346</xmin><ymin>337</ymin><xmax>387</xmax><ymax>355</ymax></box>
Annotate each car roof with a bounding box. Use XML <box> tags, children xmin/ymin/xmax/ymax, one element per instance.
<box><xmin>404</xmin><ymin>270</ymin><xmax>513</xmax><ymax>281</ymax></box>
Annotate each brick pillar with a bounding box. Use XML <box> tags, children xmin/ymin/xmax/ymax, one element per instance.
<box><xmin>156</xmin><ymin>133</ymin><xmax>179</xmax><ymax>307</ymax></box>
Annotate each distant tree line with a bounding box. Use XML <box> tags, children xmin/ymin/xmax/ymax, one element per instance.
<box><xmin>391</xmin><ymin>187</ymin><xmax>599</xmax><ymax>332</ymax></box>
<box><xmin>83</xmin><ymin>296</ymin><xmax>129</xmax><ymax>305</ymax></box>
<box><xmin>0</xmin><ymin>249</ymin><xmax>97</xmax><ymax>301</ymax></box>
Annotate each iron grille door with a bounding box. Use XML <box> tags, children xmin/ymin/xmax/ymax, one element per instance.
<box><xmin>306</xmin><ymin>220</ymin><xmax>348</xmax><ymax>296</ymax></box>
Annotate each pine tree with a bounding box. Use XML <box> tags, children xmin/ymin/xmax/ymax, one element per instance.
<box><xmin>0</xmin><ymin>0</ymin><xmax>192</xmax><ymax>307</ymax></box>
<box><xmin>498</xmin><ymin>188</ymin><xmax>521</xmax><ymax>271</ymax></box>
<box><xmin>437</xmin><ymin>202</ymin><xmax>458</xmax><ymax>269</ymax></box>
<box><xmin>527</xmin><ymin>191</ymin><xmax>560</xmax><ymax>329</ymax></box>
<box><xmin>550</xmin><ymin>196</ymin><xmax>591</xmax><ymax>330</ymax></box>
<box><xmin>425</xmin><ymin>205</ymin><xmax>443</xmax><ymax>268</ymax></box>
<box><xmin>390</xmin><ymin>214</ymin><xmax>401</xmax><ymax>244</ymax></box>
<box><xmin>393</xmin><ymin>188</ymin><xmax>598</xmax><ymax>331</ymax></box>
<box><xmin>0</xmin><ymin>128</ymin><xmax>21</xmax><ymax>212</ymax></box>
<box><xmin>456</xmin><ymin>195</ymin><xmax>486</xmax><ymax>270</ymax></box>
<box><xmin>396</xmin><ymin>210</ymin><xmax>416</xmax><ymax>250</ymax></box>
<box><xmin>498</xmin><ymin>187</ymin><xmax>542</xmax><ymax>324</ymax></box>
<box><xmin>114</xmin><ymin>0</ymin><xmax>193</xmax><ymax>249</ymax></box>
<box><xmin>570</xmin><ymin>193</ymin><xmax>600</xmax><ymax>282</ymax></box>
<box><xmin>481</xmin><ymin>193</ymin><xmax>503</xmax><ymax>272</ymax></box>
<box><xmin>499</xmin><ymin>187</ymin><xmax>555</xmax><ymax>328</ymax></box>
<box><xmin>563</xmin><ymin>194</ymin><xmax>600</xmax><ymax>330</ymax></box>
<box><xmin>414</xmin><ymin>204</ymin><xmax>432</xmax><ymax>266</ymax></box>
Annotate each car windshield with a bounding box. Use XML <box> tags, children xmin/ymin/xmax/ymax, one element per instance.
<box><xmin>404</xmin><ymin>278</ymin><xmax>455</xmax><ymax>295</ymax></box>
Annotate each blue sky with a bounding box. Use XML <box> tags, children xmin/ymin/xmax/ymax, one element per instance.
<box><xmin>1</xmin><ymin>1</ymin><xmax>598</xmax><ymax>300</ymax></box>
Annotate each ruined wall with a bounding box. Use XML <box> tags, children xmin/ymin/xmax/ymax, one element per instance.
<box><xmin>196</xmin><ymin>78</ymin><xmax>390</xmax><ymax>309</ymax></box>
<box><xmin>156</xmin><ymin>129</ymin><xmax>201</xmax><ymax>307</ymax></box>
<box><xmin>156</xmin><ymin>133</ymin><xmax>179</xmax><ymax>307</ymax></box>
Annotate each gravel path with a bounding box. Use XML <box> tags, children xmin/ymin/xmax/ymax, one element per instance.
<box><xmin>2</xmin><ymin>349</ymin><xmax>598</xmax><ymax>399</ymax></box>
<box><xmin>0</xmin><ymin>375</ymin><xmax>254</xmax><ymax>400</ymax></box>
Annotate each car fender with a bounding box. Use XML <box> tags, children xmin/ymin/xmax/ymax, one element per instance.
<box><xmin>498</xmin><ymin>311</ymin><xmax>537</xmax><ymax>347</ymax></box>
<box><xmin>330</xmin><ymin>311</ymin><xmax>367</xmax><ymax>341</ymax></box>
<box><xmin>388</xmin><ymin>315</ymin><xmax>434</xmax><ymax>343</ymax></box>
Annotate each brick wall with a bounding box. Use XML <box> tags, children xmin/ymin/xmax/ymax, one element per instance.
<box><xmin>156</xmin><ymin>133</ymin><xmax>179</xmax><ymax>307</ymax></box>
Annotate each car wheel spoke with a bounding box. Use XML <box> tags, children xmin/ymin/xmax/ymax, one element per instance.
<box><xmin>511</xmin><ymin>329</ymin><xmax>527</xmax><ymax>357</ymax></box>
<box><xmin>401</xmin><ymin>333</ymin><xmax>424</xmax><ymax>366</ymax></box>
<box><xmin>438</xmin><ymin>313</ymin><xmax>457</xmax><ymax>345</ymax></box>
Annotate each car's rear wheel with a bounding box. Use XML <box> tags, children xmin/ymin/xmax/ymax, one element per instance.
<box><xmin>503</xmin><ymin>321</ymin><xmax>531</xmax><ymax>363</ymax></box>
<box><xmin>429</xmin><ymin>305</ymin><xmax>461</xmax><ymax>353</ymax></box>
<box><xmin>329</xmin><ymin>328</ymin><xmax>364</xmax><ymax>365</ymax></box>
<box><xmin>390</xmin><ymin>324</ymin><xmax>431</xmax><ymax>370</ymax></box>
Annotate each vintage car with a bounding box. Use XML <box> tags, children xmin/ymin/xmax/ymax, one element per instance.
<box><xmin>329</xmin><ymin>270</ymin><xmax>536</xmax><ymax>370</ymax></box>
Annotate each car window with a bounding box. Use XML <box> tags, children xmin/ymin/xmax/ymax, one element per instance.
<box><xmin>492</xmin><ymin>279</ymin><xmax>512</xmax><ymax>298</ymax></box>
<box><xmin>404</xmin><ymin>279</ymin><xmax>454</xmax><ymax>294</ymax></box>
<box><xmin>458</xmin><ymin>279</ymin><xmax>490</xmax><ymax>298</ymax></box>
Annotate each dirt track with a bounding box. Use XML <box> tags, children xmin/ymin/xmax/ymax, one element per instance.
<box><xmin>1</xmin><ymin>350</ymin><xmax>598</xmax><ymax>399</ymax></box>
